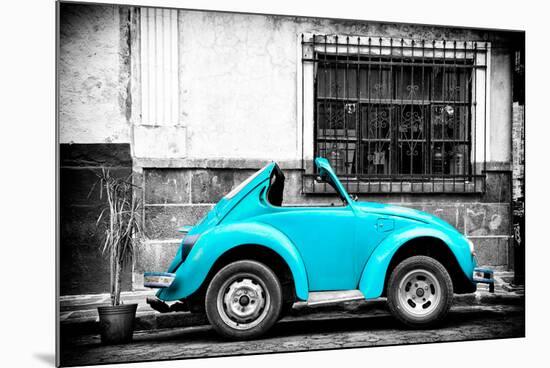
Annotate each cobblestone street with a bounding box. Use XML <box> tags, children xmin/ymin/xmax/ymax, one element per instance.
<box><xmin>60</xmin><ymin>302</ymin><xmax>524</xmax><ymax>366</ymax></box>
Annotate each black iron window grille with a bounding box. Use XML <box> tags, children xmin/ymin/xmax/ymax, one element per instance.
<box><xmin>301</xmin><ymin>35</ymin><xmax>489</xmax><ymax>194</ymax></box>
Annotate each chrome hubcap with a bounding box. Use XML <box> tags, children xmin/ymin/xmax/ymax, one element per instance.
<box><xmin>217</xmin><ymin>275</ymin><xmax>270</xmax><ymax>330</ymax></box>
<box><xmin>398</xmin><ymin>269</ymin><xmax>441</xmax><ymax>317</ymax></box>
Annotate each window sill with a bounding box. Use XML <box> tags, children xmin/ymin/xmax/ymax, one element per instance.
<box><xmin>302</xmin><ymin>175</ymin><xmax>486</xmax><ymax>194</ymax></box>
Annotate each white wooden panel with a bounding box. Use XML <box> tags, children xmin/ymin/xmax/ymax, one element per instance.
<box><xmin>140</xmin><ymin>8</ymin><xmax>179</xmax><ymax>126</ymax></box>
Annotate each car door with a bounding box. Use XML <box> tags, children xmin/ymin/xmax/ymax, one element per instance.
<box><xmin>258</xmin><ymin>205</ymin><xmax>357</xmax><ymax>291</ymax></box>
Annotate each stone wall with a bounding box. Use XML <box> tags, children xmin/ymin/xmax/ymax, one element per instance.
<box><xmin>135</xmin><ymin>166</ymin><xmax>512</xmax><ymax>289</ymax></box>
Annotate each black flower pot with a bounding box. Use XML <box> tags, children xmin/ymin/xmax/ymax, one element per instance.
<box><xmin>97</xmin><ymin>303</ymin><xmax>138</xmax><ymax>344</ymax></box>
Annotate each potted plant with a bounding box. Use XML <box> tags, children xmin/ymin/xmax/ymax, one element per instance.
<box><xmin>95</xmin><ymin>168</ymin><xmax>143</xmax><ymax>344</ymax></box>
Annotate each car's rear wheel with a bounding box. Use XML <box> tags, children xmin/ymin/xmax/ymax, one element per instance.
<box><xmin>205</xmin><ymin>260</ymin><xmax>282</xmax><ymax>340</ymax></box>
<box><xmin>387</xmin><ymin>256</ymin><xmax>453</xmax><ymax>328</ymax></box>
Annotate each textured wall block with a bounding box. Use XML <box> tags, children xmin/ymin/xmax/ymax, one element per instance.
<box><xmin>484</xmin><ymin>172</ymin><xmax>512</xmax><ymax>203</ymax></box>
<box><xmin>465</xmin><ymin>203</ymin><xmax>510</xmax><ymax>236</ymax></box>
<box><xmin>145</xmin><ymin>205</ymin><xmax>213</xmax><ymax>240</ymax></box>
<box><xmin>134</xmin><ymin>241</ymin><xmax>180</xmax><ymax>273</ymax></box>
<box><xmin>190</xmin><ymin>169</ymin><xmax>257</xmax><ymax>204</ymax></box>
<box><xmin>471</xmin><ymin>237</ymin><xmax>510</xmax><ymax>267</ymax></box>
<box><xmin>144</xmin><ymin>169</ymin><xmax>191</xmax><ymax>204</ymax></box>
<box><xmin>420</xmin><ymin>205</ymin><xmax>460</xmax><ymax>230</ymax></box>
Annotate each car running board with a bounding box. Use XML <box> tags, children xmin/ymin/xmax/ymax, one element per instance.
<box><xmin>298</xmin><ymin>290</ymin><xmax>365</xmax><ymax>307</ymax></box>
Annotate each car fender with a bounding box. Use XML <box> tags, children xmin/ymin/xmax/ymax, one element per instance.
<box><xmin>358</xmin><ymin>224</ymin><xmax>474</xmax><ymax>299</ymax></box>
<box><xmin>157</xmin><ymin>221</ymin><xmax>309</xmax><ymax>302</ymax></box>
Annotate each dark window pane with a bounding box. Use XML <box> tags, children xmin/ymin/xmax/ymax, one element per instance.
<box><xmin>359</xmin><ymin>66</ymin><xmax>392</xmax><ymax>100</ymax></box>
<box><xmin>323</xmin><ymin>144</ymin><xmax>357</xmax><ymax>175</ymax></box>
<box><xmin>394</xmin><ymin>66</ymin><xmax>431</xmax><ymax>101</ymax></box>
<box><xmin>362</xmin><ymin>142</ymin><xmax>391</xmax><ymax>175</ymax></box>
<box><xmin>432</xmin><ymin>142</ymin><xmax>469</xmax><ymax>175</ymax></box>
<box><xmin>432</xmin><ymin>68</ymin><xmax>471</xmax><ymax>102</ymax></box>
<box><xmin>313</xmin><ymin>50</ymin><xmax>474</xmax><ymax>183</ymax></box>
<box><xmin>318</xmin><ymin>64</ymin><xmax>358</xmax><ymax>99</ymax></box>
<box><xmin>317</xmin><ymin>101</ymin><xmax>357</xmax><ymax>135</ymax></box>
<box><xmin>362</xmin><ymin>105</ymin><xmax>391</xmax><ymax>140</ymax></box>
<box><xmin>431</xmin><ymin>104</ymin><xmax>469</xmax><ymax>141</ymax></box>
<box><xmin>396</xmin><ymin>105</ymin><xmax>428</xmax><ymax>175</ymax></box>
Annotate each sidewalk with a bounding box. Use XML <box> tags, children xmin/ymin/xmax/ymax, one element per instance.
<box><xmin>59</xmin><ymin>271</ymin><xmax>524</xmax><ymax>338</ymax></box>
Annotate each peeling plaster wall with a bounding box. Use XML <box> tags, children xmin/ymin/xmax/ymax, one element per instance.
<box><xmin>59</xmin><ymin>3</ymin><xmax>131</xmax><ymax>144</ymax></box>
<box><xmin>178</xmin><ymin>12</ymin><xmax>299</xmax><ymax>161</ymax></box>
<box><xmin>175</xmin><ymin>10</ymin><xmax>513</xmax><ymax>164</ymax></box>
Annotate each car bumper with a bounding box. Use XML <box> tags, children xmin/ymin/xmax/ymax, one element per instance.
<box><xmin>144</xmin><ymin>272</ymin><xmax>176</xmax><ymax>288</ymax></box>
<box><xmin>472</xmin><ymin>267</ymin><xmax>495</xmax><ymax>292</ymax></box>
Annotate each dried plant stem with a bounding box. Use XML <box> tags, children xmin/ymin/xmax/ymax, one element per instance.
<box><xmin>96</xmin><ymin>168</ymin><xmax>143</xmax><ymax>306</ymax></box>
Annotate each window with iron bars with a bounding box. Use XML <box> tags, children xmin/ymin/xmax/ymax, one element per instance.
<box><xmin>301</xmin><ymin>35</ymin><xmax>489</xmax><ymax>194</ymax></box>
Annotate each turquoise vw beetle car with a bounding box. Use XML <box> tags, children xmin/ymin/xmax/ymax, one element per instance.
<box><xmin>145</xmin><ymin>157</ymin><xmax>494</xmax><ymax>339</ymax></box>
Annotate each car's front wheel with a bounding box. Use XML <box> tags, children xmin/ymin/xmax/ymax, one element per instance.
<box><xmin>387</xmin><ymin>256</ymin><xmax>453</xmax><ymax>328</ymax></box>
<box><xmin>205</xmin><ymin>260</ymin><xmax>282</xmax><ymax>340</ymax></box>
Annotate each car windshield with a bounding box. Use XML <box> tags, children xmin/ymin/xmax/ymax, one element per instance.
<box><xmin>224</xmin><ymin>164</ymin><xmax>269</xmax><ymax>199</ymax></box>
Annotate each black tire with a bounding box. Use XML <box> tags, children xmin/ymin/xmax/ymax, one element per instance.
<box><xmin>205</xmin><ymin>260</ymin><xmax>282</xmax><ymax>340</ymax></box>
<box><xmin>386</xmin><ymin>256</ymin><xmax>453</xmax><ymax>328</ymax></box>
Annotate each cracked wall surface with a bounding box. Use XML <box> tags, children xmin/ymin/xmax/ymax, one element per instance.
<box><xmin>59</xmin><ymin>3</ymin><xmax>131</xmax><ymax>144</ymax></box>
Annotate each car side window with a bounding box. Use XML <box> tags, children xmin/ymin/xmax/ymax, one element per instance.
<box><xmin>267</xmin><ymin>169</ymin><xmax>284</xmax><ymax>206</ymax></box>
